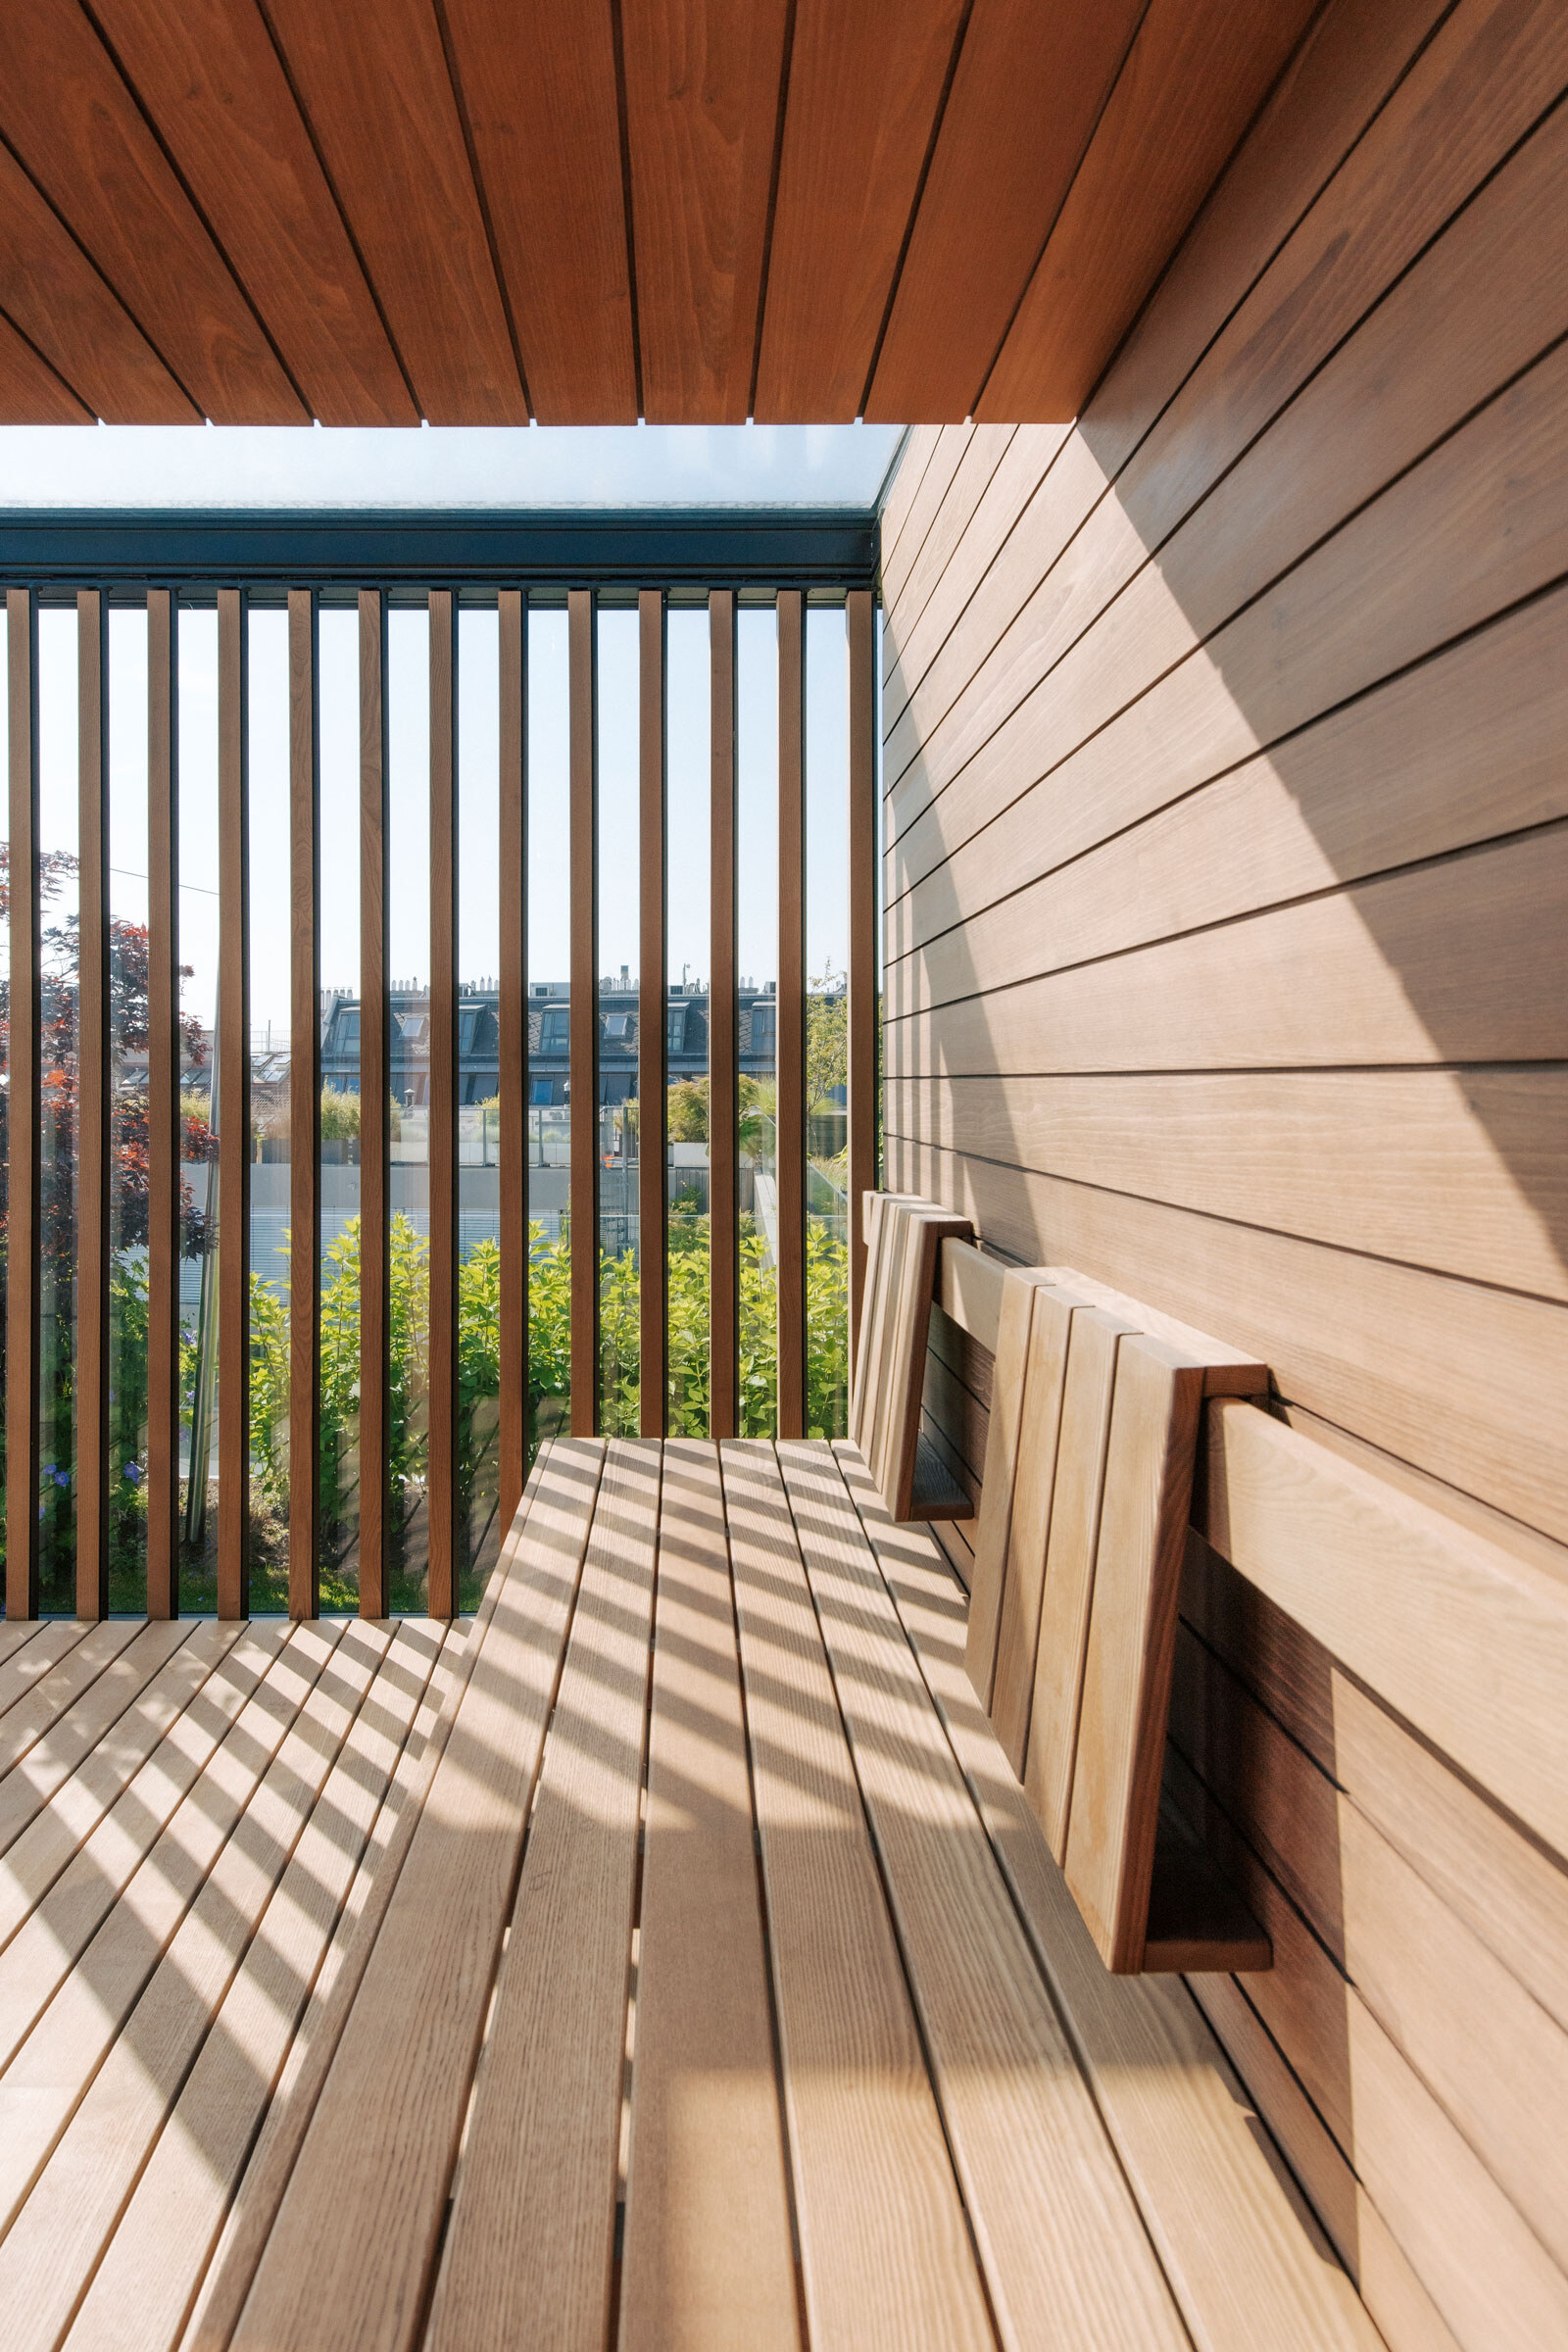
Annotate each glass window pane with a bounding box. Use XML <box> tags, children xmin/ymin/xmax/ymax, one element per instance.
<box><xmin>596</xmin><ymin>607</ymin><xmax>638</xmax><ymax>1433</ymax></box>
<box><xmin>527</xmin><ymin>607</ymin><xmax>569</xmax><ymax>1447</ymax></box>
<box><xmin>318</xmin><ymin>606</ymin><xmax>361</xmax><ymax>1604</ymax></box>
<box><xmin>665</xmin><ymin>608</ymin><xmax>710</xmax><ymax>1434</ymax></box>
<box><xmin>178</xmin><ymin>607</ymin><xmax>220</xmax><ymax>1610</ymax></box>
<box><xmin>457</xmin><ymin>606</ymin><xmax>500</xmax><ymax>1605</ymax></box>
<box><xmin>108</xmin><ymin>607</ymin><xmax>150</xmax><ymax>1609</ymax></box>
<box><xmin>736</xmin><ymin>605</ymin><xmax>778</xmax><ymax>1438</ymax></box>
<box><xmin>387</xmin><ymin>605</ymin><xmax>429</xmax><ymax>1612</ymax></box>
<box><xmin>806</xmin><ymin>606</ymin><xmax>850</xmax><ymax>1439</ymax></box>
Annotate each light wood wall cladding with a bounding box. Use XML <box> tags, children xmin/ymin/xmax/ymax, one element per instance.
<box><xmin>0</xmin><ymin>2</ymin><xmax>1318</xmax><ymax>424</ymax></box>
<box><xmin>881</xmin><ymin>0</ymin><xmax>1568</xmax><ymax>2328</ymax></box>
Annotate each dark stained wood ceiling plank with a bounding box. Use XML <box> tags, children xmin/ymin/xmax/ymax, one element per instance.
<box><xmin>621</xmin><ymin>0</ymin><xmax>790</xmax><ymax>422</ymax></box>
<box><xmin>439</xmin><ymin>0</ymin><xmax>636</xmax><ymax>422</ymax></box>
<box><xmin>753</xmin><ymin>0</ymin><xmax>967</xmax><ymax>422</ymax></box>
<box><xmin>979</xmin><ymin>0</ymin><xmax>1321</xmax><ymax>422</ymax></box>
<box><xmin>0</xmin><ymin>311</ymin><xmax>92</xmax><ymax>423</ymax></box>
<box><xmin>256</xmin><ymin>0</ymin><xmax>527</xmax><ymax>423</ymax></box>
<box><xmin>0</xmin><ymin>0</ymin><xmax>304</xmax><ymax>420</ymax></box>
<box><xmin>86</xmin><ymin>0</ymin><xmax>417</xmax><ymax>425</ymax></box>
<box><xmin>0</xmin><ymin>144</ymin><xmax>197</xmax><ymax>421</ymax></box>
<box><xmin>866</xmin><ymin>0</ymin><xmax>1146</xmax><ymax>423</ymax></box>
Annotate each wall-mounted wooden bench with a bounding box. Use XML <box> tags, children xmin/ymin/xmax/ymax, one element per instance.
<box><xmin>857</xmin><ymin>1192</ymin><xmax>1271</xmax><ymax>1975</ymax></box>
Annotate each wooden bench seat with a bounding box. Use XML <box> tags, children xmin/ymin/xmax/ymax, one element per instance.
<box><xmin>0</xmin><ymin>1439</ymin><xmax>1380</xmax><ymax>2352</ymax></box>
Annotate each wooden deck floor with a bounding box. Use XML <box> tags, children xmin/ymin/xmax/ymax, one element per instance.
<box><xmin>0</xmin><ymin>1439</ymin><xmax>1377</xmax><ymax>2352</ymax></box>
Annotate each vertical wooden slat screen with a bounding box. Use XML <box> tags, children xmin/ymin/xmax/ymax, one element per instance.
<box><xmin>497</xmin><ymin>590</ymin><xmax>526</xmax><ymax>1533</ymax></box>
<box><xmin>75</xmin><ymin>589</ymin><xmax>110</xmax><ymax>1617</ymax></box>
<box><xmin>568</xmin><ymin>587</ymin><xmax>597</xmax><ymax>1435</ymax></box>
<box><xmin>427</xmin><ymin>589</ymin><xmax>459</xmax><ymax>1615</ymax></box>
<box><xmin>216</xmin><ymin>588</ymin><xmax>250</xmax><ymax>1619</ymax></box>
<box><xmin>775</xmin><ymin>589</ymin><xmax>806</xmax><ymax>1440</ymax></box>
<box><xmin>358</xmin><ymin>588</ymin><xmax>389</xmax><ymax>1616</ymax></box>
<box><xmin>287</xmin><ymin>589</ymin><xmax>319</xmax><ymax>1618</ymax></box>
<box><xmin>5</xmin><ymin>590</ymin><xmax>39</xmax><ymax>1619</ymax></box>
<box><xmin>847</xmin><ymin>588</ymin><xmax>877</xmax><ymax>1361</ymax></box>
<box><xmin>638</xmin><ymin>589</ymin><xmax>665</xmax><ymax>1435</ymax></box>
<box><xmin>708</xmin><ymin>589</ymin><xmax>738</xmax><ymax>1439</ymax></box>
<box><xmin>145</xmin><ymin>590</ymin><xmax>179</xmax><ymax>1618</ymax></box>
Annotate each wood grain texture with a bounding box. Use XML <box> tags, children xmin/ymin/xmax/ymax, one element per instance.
<box><xmin>229</xmin><ymin>1443</ymin><xmax>604</xmax><ymax>2352</ymax></box>
<box><xmin>708</xmin><ymin>592</ymin><xmax>738</xmax><ymax>1436</ymax></box>
<box><xmin>357</xmin><ymin>592</ymin><xmax>389</xmax><ymax>1612</ymax></box>
<box><xmin>775</xmin><ymin>590</ymin><xmax>806</xmax><ymax>1437</ymax></box>
<box><xmin>618</xmin><ymin>1442</ymin><xmax>796</xmax><ymax>2352</ymax></box>
<box><xmin>497</xmin><ymin>592</ymin><xmax>527</xmax><ymax>1530</ymax></box>
<box><xmin>427</xmin><ymin>590</ymin><xmax>459</xmax><ymax>1615</ymax></box>
<box><xmin>439</xmin><ymin>0</ymin><xmax>634</xmax><ymax>421</ymax></box>
<box><xmin>257</xmin><ymin>0</ymin><xmax>527</xmax><ymax>422</ymax></box>
<box><xmin>780</xmin><ymin>1441</ymin><xmax>1190</xmax><ymax>2351</ymax></box>
<box><xmin>6</xmin><ymin>593</ymin><xmax>39</xmax><ymax>1618</ymax></box>
<box><xmin>987</xmin><ymin>1286</ymin><xmax>1088</xmax><ymax>1777</ymax></box>
<box><xmin>216</xmin><ymin>591</ymin><xmax>250</xmax><ymax>1619</ymax></box>
<box><xmin>1065</xmin><ymin>1338</ymin><xmax>1204</xmax><ymax>1969</ymax></box>
<box><xmin>569</xmin><ymin>589</ymin><xmax>598</xmax><ymax>1433</ymax></box>
<box><xmin>639</xmin><ymin>591</ymin><xmax>667</xmax><ymax>1432</ymax></box>
<box><xmin>287</xmin><ymin>589</ymin><xmax>319</xmax><ymax>1617</ymax></box>
<box><xmin>85</xmin><ymin>0</ymin><xmax>416</xmax><ymax>423</ymax></box>
<box><xmin>74</xmin><ymin>590</ymin><xmax>110</xmax><ymax>1617</ymax></box>
<box><xmin>839</xmin><ymin>1446</ymin><xmax>1383</xmax><ymax>2352</ymax></box>
<box><xmin>0</xmin><ymin>0</ymin><xmax>303</xmax><ymax>420</ymax></box>
<box><xmin>721</xmin><ymin>1439</ymin><xmax>994</xmax><ymax>2351</ymax></box>
<box><xmin>867</xmin><ymin>1</ymin><xmax>1144</xmax><ymax>421</ymax></box>
<box><xmin>961</xmin><ymin>1266</ymin><xmax>1043</xmax><ymax>1707</ymax></box>
<box><xmin>621</xmin><ymin>0</ymin><xmax>790</xmax><ymax>422</ymax></box>
<box><xmin>847</xmin><ymin>590</ymin><xmax>877</xmax><ymax>1357</ymax></box>
<box><xmin>979</xmin><ymin>0</ymin><xmax>1321</xmax><ymax>418</ymax></box>
<box><xmin>754</xmin><ymin>0</ymin><xmax>966</xmax><ymax>420</ymax></box>
<box><xmin>0</xmin><ymin>1616</ymin><xmax>188</xmax><ymax>1864</ymax></box>
<box><xmin>423</xmin><ymin>1442</ymin><xmax>661</xmax><ymax>2352</ymax></box>
<box><xmin>0</xmin><ymin>309</ymin><xmax>91</xmax><ymax>423</ymax></box>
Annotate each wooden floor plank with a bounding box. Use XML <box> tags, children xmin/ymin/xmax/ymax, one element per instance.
<box><xmin>0</xmin><ymin>1622</ymin><xmax>243</xmax><ymax>1954</ymax></box>
<box><xmin>425</xmin><ymin>1440</ymin><xmax>662</xmax><ymax>2352</ymax></box>
<box><xmin>0</xmin><ymin>1621</ymin><xmax>385</xmax><ymax>2352</ymax></box>
<box><xmin>0</xmin><ymin>1619</ymin><xmax>195</xmax><ymax>1859</ymax></box>
<box><xmin>0</xmin><ymin>1621</ymin><xmax>142</xmax><ymax>1772</ymax></box>
<box><xmin>228</xmin><ymin>1440</ymin><xmax>605</xmax><ymax>2352</ymax></box>
<box><xmin>0</xmin><ymin>1625</ymin><xmax>289</xmax><ymax>2041</ymax></box>
<box><xmin>780</xmin><ymin>1441</ymin><xmax>1187</xmax><ymax>2352</ymax></box>
<box><xmin>0</xmin><ymin>1624</ymin><xmax>336</xmax><ymax>2177</ymax></box>
<box><xmin>835</xmin><ymin>1444</ymin><xmax>1383</xmax><ymax>2352</ymax></box>
<box><xmin>65</xmin><ymin>1620</ymin><xmax>446</xmax><ymax>2352</ymax></box>
<box><xmin>0</xmin><ymin>1619</ymin><xmax>74</xmax><ymax>1686</ymax></box>
<box><xmin>618</xmin><ymin>1442</ymin><xmax>797</xmax><ymax>2352</ymax></box>
<box><xmin>721</xmin><ymin>1438</ymin><xmax>996</xmax><ymax>2352</ymax></box>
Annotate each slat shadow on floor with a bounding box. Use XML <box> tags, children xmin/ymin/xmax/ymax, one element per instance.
<box><xmin>0</xmin><ymin>1438</ymin><xmax>1375</xmax><ymax>2352</ymax></box>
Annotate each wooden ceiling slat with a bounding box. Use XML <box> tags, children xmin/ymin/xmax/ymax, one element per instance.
<box><xmin>439</xmin><ymin>0</ymin><xmax>637</xmax><ymax>424</ymax></box>
<box><xmin>0</xmin><ymin>1</ymin><xmax>304</xmax><ymax>421</ymax></box>
<box><xmin>258</xmin><ymin>0</ymin><xmax>528</xmax><ymax>425</ymax></box>
<box><xmin>622</xmin><ymin>0</ymin><xmax>790</xmax><ymax>425</ymax></box>
<box><xmin>865</xmin><ymin>0</ymin><xmax>1146</xmax><ymax>425</ymax></box>
<box><xmin>0</xmin><ymin>313</ymin><xmax>93</xmax><ymax>426</ymax></box>
<box><xmin>978</xmin><ymin>0</ymin><xmax>1320</xmax><ymax>422</ymax></box>
<box><xmin>88</xmin><ymin>0</ymin><xmax>417</xmax><ymax>427</ymax></box>
<box><xmin>753</xmin><ymin>0</ymin><xmax>967</xmax><ymax>423</ymax></box>
<box><xmin>0</xmin><ymin>141</ymin><xmax>199</xmax><ymax>423</ymax></box>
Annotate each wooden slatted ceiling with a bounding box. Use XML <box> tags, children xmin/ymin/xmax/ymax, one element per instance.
<box><xmin>0</xmin><ymin>1</ymin><xmax>1325</xmax><ymax>422</ymax></box>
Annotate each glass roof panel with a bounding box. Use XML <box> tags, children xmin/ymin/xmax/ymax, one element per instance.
<box><xmin>0</xmin><ymin>422</ymin><xmax>906</xmax><ymax>513</ymax></box>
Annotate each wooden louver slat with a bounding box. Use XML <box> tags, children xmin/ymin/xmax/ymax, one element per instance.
<box><xmin>497</xmin><ymin>589</ymin><xmax>527</xmax><ymax>1535</ymax></box>
<box><xmin>776</xmin><ymin>590</ymin><xmax>806</xmax><ymax>1440</ymax></box>
<box><xmin>709</xmin><ymin>591</ymin><xmax>738</xmax><ymax>1439</ymax></box>
<box><xmin>638</xmin><ymin>590</ymin><xmax>666</xmax><ymax>1435</ymax></box>
<box><xmin>75</xmin><ymin>588</ymin><xmax>111</xmax><ymax>1618</ymax></box>
<box><xmin>216</xmin><ymin>589</ymin><xmax>251</xmax><ymax>1619</ymax></box>
<box><xmin>145</xmin><ymin>589</ymin><xmax>180</xmax><ymax>1619</ymax></box>
<box><xmin>358</xmin><ymin>589</ymin><xmax>389</xmax><ymax>1616</ymax></box>
<box><xmin>568</xmin><ymin>588</ymin><xmax>597</xmax><ymax>1434</ymax></box>
<box><xmin>427</xmin><ymin>589</ymin><xmax>459</xmax><ymax>1615</ymax></box>
<box><xmin>5</xmin><ymin>589</ymin><xmax>40</xmax><ymax>1619</ymax></box>
<box><xmin>288</xmin><ymin>589</ymin><xmax>319</xmax><ymax>1618</ymax></box>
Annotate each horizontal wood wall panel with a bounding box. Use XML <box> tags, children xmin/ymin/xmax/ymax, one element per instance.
<box><xmin>886</xmin><ymin>0</ymin><xmax>1558</xmax><ymax>814</ymax></box>
<box><xmin>885</xmin><ymin>827</ymin><xmax>1568</xmax><ymax>1077</ymax></box>
<box><xmin>879</xmin><ymin>427</ymin><xmax>976</xmax><ymax>616</ymax></box>
<box><xmin>887</xmin><ymin>1068</ymin><xmax>1568</xmax><ymax>1301</ymax></box>
<box><xmin>882</xmin><ymin>428</ymin><xmax>1026</xmax><ymax>666</ymax></box>
<box><xmin>877</xmin><ymin>430</ymin><xmax>941</xmax><ymax>588</ymax></box>
<box><xmin>886</xmin><ymin>587</ymin><xmax>1568</xmax><ymax>985</ymax></box>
